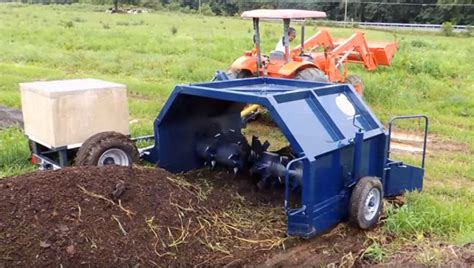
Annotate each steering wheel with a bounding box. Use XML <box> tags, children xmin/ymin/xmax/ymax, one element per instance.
<box><xmin>299</xmin><ymin>52</ymin><xmax>314</xmax><ymax>61</ymax></box>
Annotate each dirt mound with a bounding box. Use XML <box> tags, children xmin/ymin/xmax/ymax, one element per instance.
<box><xmin>0</xmin><ymin>166</ymin><xmax>289</xmax><ymax>266</ymax></box>
<box><xmin>0</xmin><ymin>166</ymin><xmax>375</xmax><ymax>267</ymax></box>
<box><xmin>5</xmin><ymin>167</ymin><xmax>469</xmax><ymax>266</ymax></box>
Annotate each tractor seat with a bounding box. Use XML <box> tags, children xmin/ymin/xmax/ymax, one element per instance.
<box><xmin>269</xmin><ymin>51</ymin><xmax>285</xmax><ymax>63</ymax></box>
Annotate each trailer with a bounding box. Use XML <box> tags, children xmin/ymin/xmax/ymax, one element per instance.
<box><xmin>24</xmin><ymin>77</ymin><xmax>427</xmax><ymax>238</ymax></box>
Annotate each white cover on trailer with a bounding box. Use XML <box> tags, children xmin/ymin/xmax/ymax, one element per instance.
<box><xmin>20</xmin><ymin>79</ymin><xmax>129</xmax><ymax>148</ymax></box>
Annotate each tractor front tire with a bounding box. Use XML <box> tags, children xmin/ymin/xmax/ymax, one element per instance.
<box><xmin>75</xmin><ymin>131</ymin><xmax>139</xmax><ymax>167</ymax></box>
<box><xmin>349</xmin><ymin>176</ymin><xmax>383</xmax><ymax>229</ymax></box>
<box><xmin>226</xmin><ymin>69</ymin><xmax>253</xmax><ymax>80</ymax></box>
<box><xmin>346</xmin><ymin>75</ymin><xmax>365</xmax><ymax>96</ymax></box>
<box><xmin>294</xmin><ymin>67</ymin><xmax>328</xmax><ymax>82</ymax></box>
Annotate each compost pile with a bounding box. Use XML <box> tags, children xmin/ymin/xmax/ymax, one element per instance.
<box><xmin>0</xmin><ymin>166</ymin><xmax>288</xmax><ymax>266</ymax></box>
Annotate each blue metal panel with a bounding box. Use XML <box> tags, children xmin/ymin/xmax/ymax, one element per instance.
<box><xmin>384</xmin><ymin>162</ymin><xmax>424</xmax><ymax>196</ymax></box>
<box><xmin>273</xmin><ymin>93</ymin><xmax>343</xmax><ymax>153</ymax></box>
<box><xmin>151</xmin><ymin>78</ymin><xmax>386</xmax><ymax>164</ymax></box>
<box><xmin>156</xmin><ymin>94</ymin><xmax>245</xmax><ymax>172</ymax></box>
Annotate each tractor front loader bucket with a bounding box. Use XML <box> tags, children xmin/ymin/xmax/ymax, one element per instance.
<box><xmin>367</xmin><ymin>41</ymin><xmax>398</xmax><ymax>66</ymax></box>
<box><xmin>334</xmin><ymin>40</ymin><xmax>397</xmax><ymax>67</ymax></box>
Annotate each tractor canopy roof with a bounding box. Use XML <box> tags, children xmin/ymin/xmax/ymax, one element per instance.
<box><xmin>241</xmin><ymin>9</ymin><xmax>327</xmax><ymax>20</ymax></box>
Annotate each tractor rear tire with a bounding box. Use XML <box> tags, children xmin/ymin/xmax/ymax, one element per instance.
<box><xmin>226</xmin><ymin>69</ymin><xmax>253</xmax><ymax>80</ymax></box>
<box><xmin>294</xmin><ymin>67</ymin><xmax>328</xmax><ymax>82</ymax></box>
<box><xmin>75</xmin><ymin>131</ymin><xmax>139</xmax><ymax>167</ymax></box>
<box><xmin>349</xmin><ymin>176</ymin><xmax>383</xmax><ymax>230</ymax></box>
<box><xmin>346</xmin><ymin>75</ymin><xmax>365</xmax><ymax>96</ymax></box>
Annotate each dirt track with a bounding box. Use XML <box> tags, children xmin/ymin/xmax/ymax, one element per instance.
<box><xmin>0</xmin><ymin>106</ymin><xmax>23</xmax><ymax>129</ymax></box>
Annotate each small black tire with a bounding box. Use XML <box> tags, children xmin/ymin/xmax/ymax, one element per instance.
<box><xmin>346</xmin><ymin>75</ymin><xmax>365</xmax><ymax>96</ymax></box>
<box><xmin>294</xmin><ymin>67</ymin><xmax>329</xmax><ymax>82</ymax></box>
<box><xmin>349</xmin><ymin>176</ymin><xmax>384</xmax><ymax>229</ymax></box>
<box><xmin>75</xmin><ymin>131</ymin><xmax>139</xmax><ymax>167</ymax></box>
<box><xmin>226</xmin><ymin>69</ymin><xmax>253</xmax><ymax>80</ymax></box>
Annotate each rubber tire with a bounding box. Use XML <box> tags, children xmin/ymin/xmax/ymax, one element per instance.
<box><xmin>75</xmin><ymin>131</ymin><xmax>139</xmax><ymax>167</ymax></box>
<box><xmin>294</xmin><ymin>67</ymin><xmax>329</xmax><ymax>82</ymax></box>
<box><xmin>226</xmin><ymin>69</ymin><xmax>253</xmax><ymax>80</ymax></box>
<box><xmin>346</xmin><ymin>75</ymin><xmax>365</xmax><ymax>96</ymax></box>
<box><xmin>349</xmin><ymin>176</ymin><xmax>384</xmax><ymax>230</ymax></box>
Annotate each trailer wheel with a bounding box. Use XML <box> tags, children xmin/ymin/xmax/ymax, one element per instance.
<box><xmin>294</xmin><ymin>67</ymin><xmax>328</xmax><ymax>82</ymax></box>
<box><xmin>349</xmin><ymin>176</ymin><xmax>383</xmax><ymax>229</ymax></box>
<box><xmin>346</xmin><ymin>75</ymin><xmax>364</xmax><ymax>96</ymax></box>
<box><xmin>75</xmin><ymin>132</ymin><xmax>139</xmax><ymax>167</ymax></box>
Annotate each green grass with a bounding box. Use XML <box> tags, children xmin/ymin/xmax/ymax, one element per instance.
<box><xmin>0</xmin><ymin>3</ymin><xmax>473</xmax><ymax>261</ymax></box>
<box><xmin>385</xmin><ymin>191</ymin><xmax>474</xmax><ymax>245</ymax></box>
<box><xmin>0</xmin><ymin>127</ymin><xmax>35</xmax><ymax>177</ymax></box>
<box><xmin>362</xmin><ymin>241</ymin><xmax>387</xmax><ymax>263</ymax></box>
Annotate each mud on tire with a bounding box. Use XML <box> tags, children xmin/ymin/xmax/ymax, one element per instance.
<box><xmin>75</xmin><ymin>131</ymin><xmax>139</xmax><ymax>167</ymax></box>
<box><xmin>226</xmin><ymin>69</ymin><xmax>253</xmax><ymax>79</ymax></box>
<box><xmin>294</xmin><ymin>67</ymin><xmax>329</xmax><ymax>82</ymax></box>
<box><xmin>349</xmin><ymin>176</ymin><xmax>383</xmax><ymax>229</ymax></box>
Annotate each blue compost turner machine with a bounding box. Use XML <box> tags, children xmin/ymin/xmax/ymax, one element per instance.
<box><xmin>141</xmin><ymin>77</ymin><xmax>428</xmax><ymax>238</ymax></box>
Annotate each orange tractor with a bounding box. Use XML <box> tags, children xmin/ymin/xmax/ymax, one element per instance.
<box><xmin>227</xmin><ymin>9</ymin><xmax>398</xmax><ymax>96</ymax></box>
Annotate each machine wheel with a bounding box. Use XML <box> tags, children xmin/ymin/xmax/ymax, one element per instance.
<box><xmin>226</xmin><ymin>69</ymin><xmax>253</xmax><ymax>80</ymax></box>
<box><xmin>75</xmin><ymin>131</ymin><xmax>139</xmax><ymax>167</ymax></box>
<box><xmin>294</xmin><ymin>67</ymin><xmax>329</xmax><ymax>82</ymax></box>
<box><xmin>349</xmin><ymin>176</ymin><xmax>383</xmax><ymax>229</ymax></box>
<box><xmin>346</xmin><ymin>75</ymin><xmax>365</xmax><ymax>96</ymax></box>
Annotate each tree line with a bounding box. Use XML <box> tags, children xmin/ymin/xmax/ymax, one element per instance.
<box><xmin>13</xmin><ymin>0</ymin><xmax>474</xmax><ymax>25</ymax></box>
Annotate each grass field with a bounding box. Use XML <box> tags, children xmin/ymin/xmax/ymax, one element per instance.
<box><xmin>0</xmin><ymin>3</ymin><xmax>473</xmax><ymax>265</ymax></box>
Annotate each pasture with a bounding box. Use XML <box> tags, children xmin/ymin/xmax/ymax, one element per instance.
<box><xmin>0</xmin><ymin>3</ymin><xmax>473</xmax><ymax>265</ymax></box>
